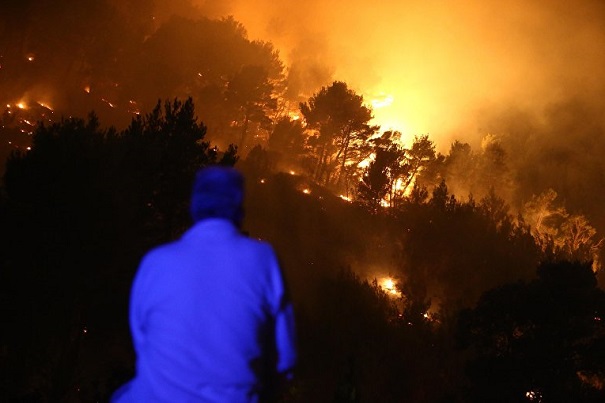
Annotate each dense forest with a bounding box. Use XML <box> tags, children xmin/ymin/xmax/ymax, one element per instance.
<box><xmin>2</xmin><ymin>1</ymin><xmax>605</xmax><ymax>401</ymax></box>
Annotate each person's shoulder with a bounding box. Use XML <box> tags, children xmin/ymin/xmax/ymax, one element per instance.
<box><xmin>140</xmin><ymin>239</ymin><xmax>184</xmax><ymax>267</ymax></box>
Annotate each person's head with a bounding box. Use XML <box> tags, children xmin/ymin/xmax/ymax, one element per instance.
<box><xmin>190</xmin><ymin>166</ymin><xmax>245</xmax><ymax>226</ymax></box>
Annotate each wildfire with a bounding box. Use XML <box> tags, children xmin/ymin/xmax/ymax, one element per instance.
<box><xmin>380</xmin><ymin>277</ymin><xmax>401</xmax><ymax>297</ymax></box>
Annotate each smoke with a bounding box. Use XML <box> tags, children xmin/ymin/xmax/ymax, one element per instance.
<box><xmin>193</xmin><ymin>0</ymin><xmax>605</xmax><ymax>147</ymax></box>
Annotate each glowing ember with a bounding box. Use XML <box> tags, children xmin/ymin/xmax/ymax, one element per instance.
<box><xmin>289</xmin><ymin>170</ymin><xmax>296</xmax><ymax>175</ymax></box>
<box><xmin>16</xmin><ymin>102</ymin><xmax>27</xmax><ymax>109</ymax></box>
<box><xmin>302</xmin><ymin>188</ymin><xmax>311</xmax><ymax>194</ymax></box>
<box><xmin>101</xmin><ymin>98</ymin><xmax>116</xmax><ymax>108</ymax></box>
<box><xmin>339</xmin><ymin>195</ymin><xmax>352</xmax><ymax>202</ymax></box>
<box><xmin>83</xmin><ymin>86</ymin><xmax>91</xmax><ymax>94</ymax></box>
<box><xmin>37</xmin><ymin>102</ymin><xmax>53</xmax><ymax>111</ymax></box>
<box><xmin>525</xmin><ymin>390</ymin><xmax>542</xmax><ymax>401</ymax></box>
<box><xmin>26</xmin><ymin>54</ymin><xmax>35</xmax><ymax>62</ymax></box>
<box><xmin>127</xmin><ymin>100</ymin><xmax>140</xmax><ymax>115</ymax></box>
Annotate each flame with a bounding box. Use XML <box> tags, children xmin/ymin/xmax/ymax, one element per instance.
<box><xmin>16</xmin><ymin>102</ymin><xmax>27</xmax><ymax>110</ymax></box>
<box><xmin>83</xmin><ymin>85</ymin><xmax>91</xmax><ymax>94</ymax></box>
<box><xmin>101</xmin><ymin>98</ymin><xmax>116</xmax><ymax>108</ymax></box>
<box><xmin>380</xmin><ymin>277</ymin><xmax>401</xmax><ymax>297</ymax></box>
<box><xmin>302</xmin><ymin>188</ymin><xmax>311</xmax><ymax>194</ymax></box>
<box><xmin>339</xmin><ymin>195</ymin><xmax>352</xmax><ymax>202</ymax></box>
<box><xmin>357</xmin><ymin>152</ymin><xmax>374</xmax><ymax>169</ymax></box>
<box><xmin>37</xmin><ymin>102</ymin><xmax>53</xmax><ymax>111</ymax></box>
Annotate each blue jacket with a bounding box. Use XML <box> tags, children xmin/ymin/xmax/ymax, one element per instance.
<box><xmin>112</xmin><ymin>219</ymin><xmax>297</xmax><ymax>402</ymax></box>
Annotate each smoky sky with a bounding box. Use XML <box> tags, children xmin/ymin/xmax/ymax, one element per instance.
<box><xmin>195</xmin><ymin>0</ymin><xmax>605</xmax><ymax>147</ymax></box>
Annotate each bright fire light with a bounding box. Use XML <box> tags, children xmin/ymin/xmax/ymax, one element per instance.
<box><xmin>37</xmin><ymin>102</ymin><xmax>53</xmax><ymax>111</ymax></box>
<box><xmin>16</xmin><ymin>102</ymin><xmax>27</xmax><ymax>109</ymax></box>
<box><xmin>302</xmin><ymin>188</ymin><xmax>311</xmax><ymax>194</ymax></box>
<box><xmin>370</xmin><ymin>94</ymin><xmax>394</xmax><ymax>109</ymax></box>
<box><xmin>380</xmin><ymin>277</ymin><xmax>401</xmax><ymax>297</ymax></box>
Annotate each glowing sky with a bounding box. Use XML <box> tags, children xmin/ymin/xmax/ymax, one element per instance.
<box><xmin>198</xmin><ymin>0</ymin><xmax>605</xmax><ymax>147</ymax></box>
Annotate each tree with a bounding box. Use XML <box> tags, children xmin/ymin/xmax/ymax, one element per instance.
<box><xmin>444</xmin><ymin>140</ymin><xmax>475</xmax><ymax>198</ymax></box>
<box><xmin>225</xmin><ymin>65</ymin><xmax>278</xmax><ymax>151</ymax></box>
<box><xmin>300</xmin><ymin>81</ymin><xmax>378</xmax><ymax>187</ymax></box>
<box><xmin>267</xmin><ymin>116</ymin><xmax>306</xmax><ymax>170</ymax></box>
<box><xmin>357</xmin><ymin>131</ymin><xmax>405</xmax><ymax>211</ymax></box>
<box><xmin>394</xmin><ymin>180</ymin><xmax>541</xmax><ymax>314</ymax></box>
<box><xmin>390</xmin><ymin>135</ymin><xmax>438</xmax><ymax>206</ymax></box>
<box><xmin>125</xmin><ymin>15</ymin><xmax>285</xmax><ymax>146</ymax></box>
<box><xmin>458</xmin><ymin>261</ymin><xmax>605</xmax><ymax>402</ymax></box>
<box><xmin>522</xmin><ymin>189</ymin><xmax>603</xmax><ymax>268</ymax></box>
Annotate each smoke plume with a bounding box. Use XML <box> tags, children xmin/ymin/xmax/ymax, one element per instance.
<box><xmin>195</xmin><ymin>0</ymin><xmax>605</xmax><ymax>147</ymax></box>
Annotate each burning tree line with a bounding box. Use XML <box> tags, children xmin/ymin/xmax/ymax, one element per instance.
<box><xmin>2</xmin><ymin>96</ymin><xmax>605</xmax><ymax>401</ymax></box>
<box><xmin>2</xmin><ymin>2</ymin><xmax>601</xmax><ymax>268</ymax></box>
<box><xmin>1</xmin><ymin>0</ymin><xmax>603</xmax><ymax>267</ymax></box>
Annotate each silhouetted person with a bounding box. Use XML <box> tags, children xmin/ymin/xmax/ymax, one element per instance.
<box><xmin>111</xmin><ymin>167</ymin><xmax>296</xmax><ymax>402</ymax></box>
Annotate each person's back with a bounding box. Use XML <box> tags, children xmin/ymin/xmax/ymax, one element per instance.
<box><xmin>112</xmin><ymin>167</ymin><xmax>296</xmax><ymax>402</ymax></box>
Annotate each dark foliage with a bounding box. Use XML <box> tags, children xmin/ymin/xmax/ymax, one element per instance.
<box><xmin>0</xmin><ymin>98</ymin><xmax>234</xmax><ymax>401</ymax></box>
<box><xmin>458</xmin><ymin>261</ymin><xmax>605</xmax><ymax>402</ymax></box>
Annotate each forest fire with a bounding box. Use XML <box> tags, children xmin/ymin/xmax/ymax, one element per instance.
<box><xmin>380</xmin><ymin>277</ymin><xmax>401</xmax><ymax>297</ymax></box>
<box><xmin>2</xmin><ymin>1</ymin><xmax>605</xmax><ymax>401</ymax></box>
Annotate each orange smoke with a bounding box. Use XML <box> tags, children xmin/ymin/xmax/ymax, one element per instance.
<box><xmin>195</xmin><ymin>0</ymin><xmax>605</xmax><ymax>148</ymax></box>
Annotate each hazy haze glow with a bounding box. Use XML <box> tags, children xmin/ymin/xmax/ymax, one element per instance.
<box><xmin>198</xmin><ymin>0</ymin><xmax>605</xmax><ymax>147</ymax></box>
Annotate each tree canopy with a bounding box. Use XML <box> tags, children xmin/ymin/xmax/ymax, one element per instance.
<box><xmin>300</xmin><ymin>81</ymin><xmax>378</xmax><ymax>188</ymax></box>
<box><xmin>458</xmin><ymin>261</ymin><xmax>605</xmax><ymax>402</ymax></box>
